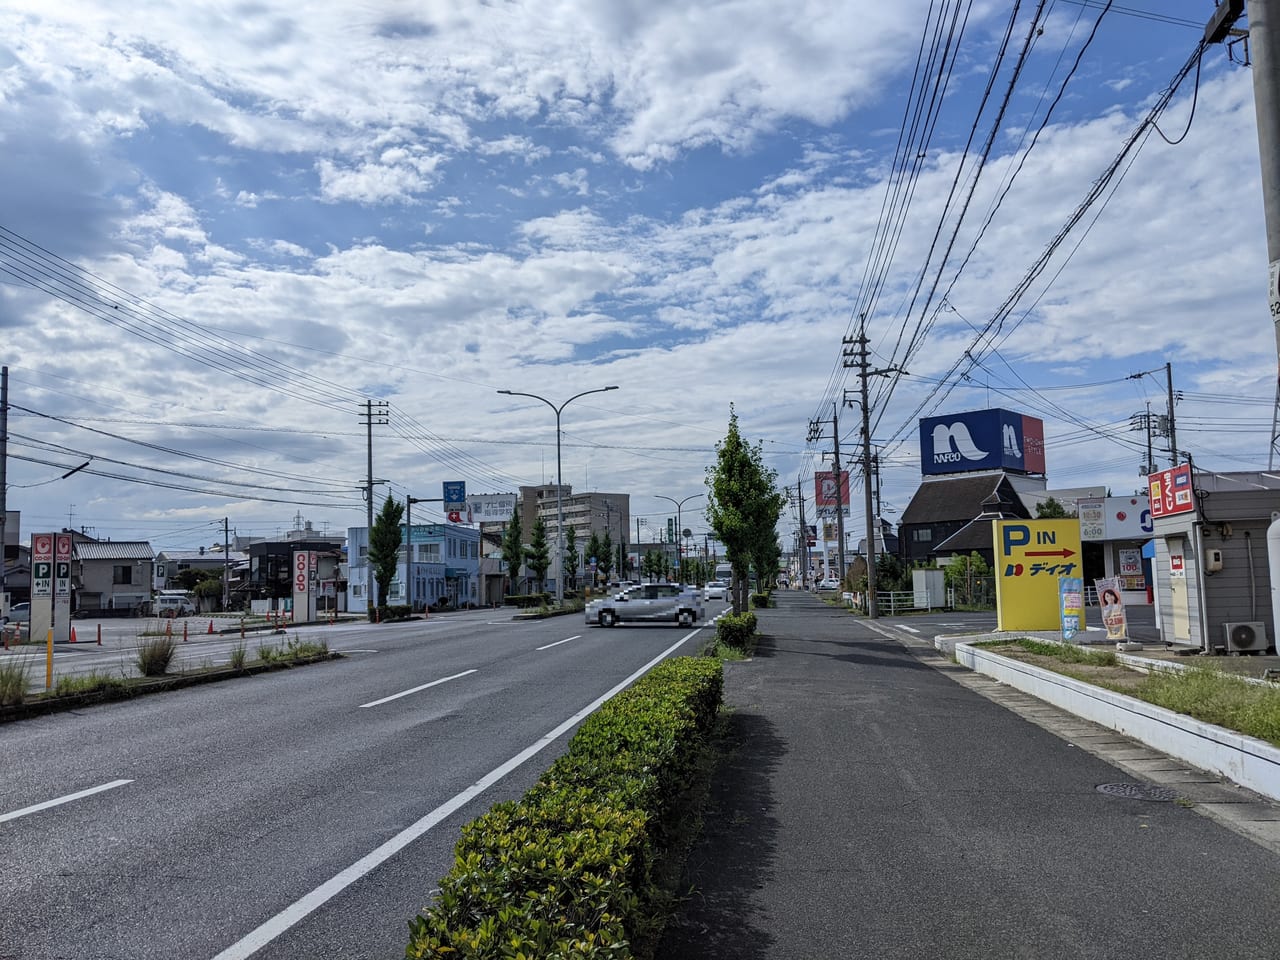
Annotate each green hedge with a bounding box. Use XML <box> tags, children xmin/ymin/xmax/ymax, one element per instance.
<box><xmin>749</xmin><ymin>592</ymin><xmax>770</xmax><ymax>609</ymax></box>
<box><xmin>715</xmin><ymin>610</ymin><xmax>758</xmax><ymax>649</ymax></box>
<box><xmin>504</xmin><ymin>592</ymin><xmax>552</xmax><ymax>609</ymax></box>
<box><xmin>406</xmin><ymin>656</ymin><xmax>723</xmax><ymax>959</ymax></box>
<box><xmin>373</xmin><ymin>604</ymin><xmax>412</xmax><ymax>622</ymax></box>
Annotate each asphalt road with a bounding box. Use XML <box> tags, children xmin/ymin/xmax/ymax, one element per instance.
<box><xmin>663</xmin><ymin>592</ymin><xmax>1280</xmax><ymax>960</ymax></box>
<box><xmin>0</xmin><ymin>607</ymin><xmax>725</xmax><ymax>959</ymax></box>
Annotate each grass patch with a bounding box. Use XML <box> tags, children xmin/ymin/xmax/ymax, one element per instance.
<box><xmin>228</xmin><ymin>640</ymin><xmax>248</xmax><ymax>669</ymax></box>
<box><xmin>0</xmin><ymin>656</ymin><xmax>32</xmax><ymax>706</ymax></box>
<box><xmin>136</xmin><ymin>635</ymin><xmax>178</xmax><ymax>677</ymax></box>
<box><xmin>709</xmin><ymin>641</ymin><xmax>749</xmax><ymax>661</ymax></box>
<box><xmin>54</xmin><ymin>670</ymin><xmax>127</xmax><ymax>697</ymax></box>
<box><xmin>1125</xmin><ymin>666</ymin><xmax>1280</xmax><ymax>748</ymax></box>
<box><xmin>1006</xmin><ymin>637</ymin><xmax>1118</xmax><ymax>667</ymax></box>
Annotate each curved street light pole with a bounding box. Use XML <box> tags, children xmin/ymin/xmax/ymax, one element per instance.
<box><xmin>497</xmin><ymin>385</ymin><xmax>619</xmax><ymax>605</ymax></box>
<box><xmin>653</xmin><ymin>493</ymin><xmax>703</xmax><ymax>580</ymax></box>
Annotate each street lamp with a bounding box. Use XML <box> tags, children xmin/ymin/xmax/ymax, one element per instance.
<box><xmin>654</xmin><ymin>493</ymin><xmax>703</xmax><ymax>580</ymax></box>
<box><xmin>496</xmin><ymin>385</ymin><xmax>619</xmax><ymax>605</ymax></box>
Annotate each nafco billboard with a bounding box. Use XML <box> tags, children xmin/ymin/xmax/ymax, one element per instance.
<box><xmin>919</xmin><ymin>408</ymin><xmax>1045</xmax><ymax>477</ymax></box>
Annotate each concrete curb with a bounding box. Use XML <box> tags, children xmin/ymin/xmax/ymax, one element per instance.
<box><xmin>953</xmin><ymin>640</ymin><xmax>1280</xmax><ymax>803</ymax></box>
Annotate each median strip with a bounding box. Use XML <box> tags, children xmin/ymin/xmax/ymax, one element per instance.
<box><xmin>0</xmin><ymin>779</ymin><xmax>133</xmax><ymax>824</ymax></box>
<box><xmin>358</xmin><ymin>669</ymin><xmax>477</xmax><ymax>708</ymax></box>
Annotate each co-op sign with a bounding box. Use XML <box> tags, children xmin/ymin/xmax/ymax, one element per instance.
<box><xmin>919</xmin><ymin>408</ymin><xmax>1046</xmax><ymax>477</ymax></box>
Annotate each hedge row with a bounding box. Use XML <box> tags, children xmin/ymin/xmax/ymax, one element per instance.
<box><xmin>715</xmin><ymin>610</ymin><xmax>758</xmax><ymax>649</ymax></box>
<box><xmin>750</xmin><ymin>592</ymin><xmax>771</xmax><ymax>609</ymax></box>
<box><xmin>406</xmin><ymin>656</ymin><xmax>724</xmax><ymax>959</ymax></box>
<box><xmin>504</xmin><ymin>592</ymin><xmax>553</xmax><ymax>608</ymax></box>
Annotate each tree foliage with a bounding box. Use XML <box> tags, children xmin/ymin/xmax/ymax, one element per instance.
<box><xmin>368</xmin><ymin>494</ymin><xmax>405</xmax><ymax>611</ymax></box>
<box><xmin>599</xmin><ymin>531</ymin><xmax>614</xmax><ymax>582</ymax></box>
<box><xmin>705</xmin><ymin>408</ymin><xmax>787</xmax><ymax>613</ymax></box>
<box><xmin>1036</xmin><ymin>496</ymin><xmax>1074</xmax><ymax>519</ymax></box>
<box><xmin>524</xmin><ymin>514</ymin><xmax>551</xmax><ymax>590</ymax></box>
<box><xmin>585</xmin><ymin>531</ymin><xmax>602</xmax><ymax>586</ymax></box>
<box><xmin>502</xmin><ymin>508</ymin><xmax>524</xmax><ymax>592</ymax></box>
<box><xmin>563</xmin><ymin>525</ymin><xmax>579</xmax><ymax>588</ymax></box>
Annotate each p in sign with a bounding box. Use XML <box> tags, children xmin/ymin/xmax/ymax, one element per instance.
<box><xmin>994</xmin><ymin>519</ymin><xmax>1083</xmax><ymax>632</ymax></box>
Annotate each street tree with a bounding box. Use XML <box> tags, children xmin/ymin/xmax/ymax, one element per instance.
<box><xmin>502</xmin><ymin>508</ymin><xmax>524</xmax><ymax>595</ymax></box>
<box><xmin>525</xmin><ymin>514</ymin><xmax>551</xmax><ymax>593</ymax></box>
<box><xmin>599</xmin><ymin>530</ymin><xmax>614</xmax><ymax>583</ymax></box>
<box><xmin>368</xmin><ymin>494</ymin><xmax>405</xmax><ymax>614</ymax></box>
<box><xmin>706</xmin><ymin>407</ymin><xmax>787</xmax><ymax>613</ymax></box>
<box><xmin>563</xmin><ymin>525</ymin><xmax>579</xmax><ymax>590</ymax></box>
<box><xmin>1036</xmin><ymin>496</ymin><xmax>1074</xmax><ymax>519</ymax></box>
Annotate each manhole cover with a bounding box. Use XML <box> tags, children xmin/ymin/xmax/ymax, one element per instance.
<box><xmin>1095</xmin><ymin>782</ymin><xmax>1179</xmax><ymax>802</ymax></box>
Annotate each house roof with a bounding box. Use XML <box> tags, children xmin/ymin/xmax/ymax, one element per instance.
<box><xmin>899</xmin><ymin>473</ymin><xmax>1011</xmax><ymax>525</ymax></box>
<box><xmin>155</xmin><ymin>548</ymin><xmax>248</xmax><ymax>563</ymax></box>
<box><xmin>74</xmin><ymin>541</ymin><xmax>155</xmax><ymax>561</ymax></box>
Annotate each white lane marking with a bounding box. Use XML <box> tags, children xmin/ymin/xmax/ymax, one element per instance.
<box><xmin>358</xmin><ymin>669</ymin><xmax>478</xmax><ymax>709</ymax></box>
<box><xmin>342</xmin><ymin>649</ymin><xmax>379</xmax><ymax>654</ymax></box>
<box><xmin>536</xmin><ymin>635</ymin><xmax>580</xmax><ymax>650</ymax></box>
<box><xmin>211</xmin><ymin>628</ymin><xmax>699</xmax><ymax>960</ymax></box>
<box><xmin>0</xmin><ymin>779</ymin><xmax>133</xmax><ymax>825</ymax></box>
<box><xmin>896</xmin><ymin>624</ymin><xmax>921</xmax><ymax>634</ymax></box>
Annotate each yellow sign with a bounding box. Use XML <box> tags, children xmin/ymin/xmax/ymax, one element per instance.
<box><xmin>994</xmin><ymin>519</ymin><xmax>1084</xmax><ymax>631</ymax></box>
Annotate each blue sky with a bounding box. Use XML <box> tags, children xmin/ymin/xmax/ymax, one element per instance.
<box><xmin>0</xmin><ymin>1</ymin><xmax>1271</xmax><ymax>552</ymax></box>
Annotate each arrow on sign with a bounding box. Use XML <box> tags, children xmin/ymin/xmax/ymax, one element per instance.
<box><xmin>1024</xmin><ymin>548</ymin><xmax>1076</xmax><ymax>558</ymax></box>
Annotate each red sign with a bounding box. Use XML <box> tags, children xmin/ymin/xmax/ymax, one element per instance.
<box><xmin>1148</xmin><ymin>464</ymin><xmax>1195</xmax><ymax>518</ymax></box>
<box><xmin>1170</xmin><ymin>555</ymin><xmax>1185</xmax><ymax>575</ymax></box>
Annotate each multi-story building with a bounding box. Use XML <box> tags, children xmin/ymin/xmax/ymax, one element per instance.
<box><xmin>517</xmin><ymin>484</ymin><xmax>630</xmax><ymax>588</ymax></box>
<box><xmin>347</xmin><ymin>521</ymin><xmax>480</xmax><ymax>611</ymax></box>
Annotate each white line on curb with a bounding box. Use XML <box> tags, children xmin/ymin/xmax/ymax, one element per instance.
<box><xmin>210</xmin><ymin>629</ymin><xmax>699</xmax><ymax>960</ymax></box>
<box><xmin>358</xmin><ymin>670</ymin><xmax>477</xmax><ymax>708</ymax></box>
<box><xmin>536</xmin><ymin>635</ymin><xmax>580</xmax><ymax>650</ymax></box>
<box><xmin>0</xmin><ymin>779</ymin><xmax>133</xmax><ymax>824</ymax></box>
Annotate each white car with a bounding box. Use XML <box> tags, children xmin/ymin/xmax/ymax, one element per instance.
<box><xmin>815</xmin><ymin>578</ymin><xmax>842</xmax><ymax>592</ymax></box>
<box><xmin>703</xmin><ymin>580</ymin><xmax>728</xmax><ymax>601</ymax></box>
<box><xmin>586</xmin><ymin>583</ymin><xmax>704</xmax><ymax>627</ymax></box>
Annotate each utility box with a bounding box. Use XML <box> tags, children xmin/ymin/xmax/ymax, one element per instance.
<box><xmin>913</xmin><ymin>569</ymin><xmax>947</xmax><ymax>610</ymax></box>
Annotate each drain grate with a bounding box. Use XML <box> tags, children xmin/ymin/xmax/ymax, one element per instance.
<box><xmin>1095</xmin><ymin>782</ymin><xmax>1179</xmax><ymax>802</ymax></box>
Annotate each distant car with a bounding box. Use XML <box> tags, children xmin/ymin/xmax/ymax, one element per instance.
<box><xmin>586</xmin><ymin>583</ymin><xmax>704</xmax><ymax>628</ymax></box>
<box><xmin>153</xmin><ymin>594</ymin><xmax>196</xmax><ymax>618</ymax></box>
<box><xmin>4</xmin><ymin>602</ymin><xmax>29</xmax><ymax>624</ymax></box>
<box><xmin>703</xmin><ymin>580</ymin><xmax>729</xmax><ymax>601</ymax></box>
<box><xmin>815</xmin><ymin>578</ymin><xmax>842</xmax><ymax>592</ymax></box>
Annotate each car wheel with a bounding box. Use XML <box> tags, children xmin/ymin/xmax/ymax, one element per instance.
<box><xmin>599</xmin><ymin>610</ymin><xmax>617</xmax><ymax>627</ymax></box>
<box><xmin>678</xmin><ymin>609</ymin><xmax>694</xmax><ymax>627</ymax></box>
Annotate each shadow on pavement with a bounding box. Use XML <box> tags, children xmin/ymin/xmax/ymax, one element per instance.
<box><xmin>659</xmin><ymin>709</ymin><xmax>785</xmax><ymax>960</ymax></box>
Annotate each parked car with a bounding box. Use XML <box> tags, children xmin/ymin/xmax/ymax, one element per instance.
<box><xmin>586</xmin><ymin>583</ymin><xmax>704</xmax><ymax>628</ymax></box>
<box><xmin>703</xmin><ymin>580</ymin><xmax>729</xmax><ymax>601</ymax></box>
<box><xmin>3</xmin><ymin>602</ymin><xmax>29</xmax><ymax>624</ymax></box>
<box><xmin>815</xmin><ymin>578</ymin><xmax>842</xmax><ymax>592</ymax></box>
<box><xmin>153</xmin><ymin>594</ymin><xmax>197</xmax><ymax>618</ymax></box>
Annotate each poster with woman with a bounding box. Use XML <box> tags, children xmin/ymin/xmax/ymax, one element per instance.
<box><xmin>1095</xmin><ymin>576</ymin><xmax>1127</xmax><ymax>640</ymax></box>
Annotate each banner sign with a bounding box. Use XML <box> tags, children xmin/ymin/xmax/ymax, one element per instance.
<box><xmin>55</xmin><ymin>534</ymin><xmax>72</xmax><ymax>598</ymax></box>
<box><xmin>919</xmin><ymin>408</ymin><xmax>1045</xmax><ymax>477</ymax></box>
<box><xmin>1059</xmin><ymin>576</ymin><xmax>1084</xmax><ymax>642</ymax></box>
<box><xmin>1096</xmin><ymin>576</ymin><xmax>1128</xmax><ymax>640</ymax></box>
<box><xmin>1078</xmin><ymin>497</ymin><xmax>1153</xmax><ymax>541</ymax></box>
<box><xmin>815</xmin><ymin>470</ymin><xmax>849</xmax><ymax>518</ymax></box>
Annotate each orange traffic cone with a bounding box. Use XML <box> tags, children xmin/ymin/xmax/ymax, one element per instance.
<box><xmin>165</xmin><ymin>619</ymin><xmax>172</xmax><ymax>638</ymax></box>
<box><xmin>70</xmin><ymin>626</ymin><xmax>77</xmax><ymax>643</ymax></box>
<box><xmin>183</xmin><ymin>621</ymin><xmax>189</xmax><ymax>643</ymax></box>
<box><xmin>207</xmin><ymin>620</ymin><xmax>215</xmax><ymax>634</ymax></box>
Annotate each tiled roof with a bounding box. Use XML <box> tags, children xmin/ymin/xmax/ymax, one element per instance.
<box><xmin>74</xmin><ymin>541</ymin><xmax>155</xmax><ymax>561</ymax></box>
<box><xmin>899</xmin><ymin>473</ymin><xmax>1007</xmax><ymax>525</ymax></box>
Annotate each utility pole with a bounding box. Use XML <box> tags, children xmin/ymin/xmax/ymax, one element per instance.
<box><xmin>359</xmin><ymin>399</ymin><xmax>388</xmax><ymax>616</ymax></box>
<box><xmin>223</xmin><ymin>517</ymin><xmax>230</xmax><ymax>611</ymax></box>
<box><xmin>796</xmin><ymin>478</ymin><xmax>810</xmax><ymax>590</ymax></box>
<box><xmin>843</xmin><ymin>318</ymin><xmax>901</xmax><ymax>619</ymax></box>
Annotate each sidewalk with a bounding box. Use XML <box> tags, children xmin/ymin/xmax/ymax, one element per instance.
<box><xmin>659</xmin><ymin>591</ymin><xmax>1280</xmax><ymax>960</ymax></box>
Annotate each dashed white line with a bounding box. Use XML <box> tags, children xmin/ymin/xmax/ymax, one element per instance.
<box><xmin>896</xmin><ymin>624</ymin><xmax>921</xmax><ymax>634</ymax></box>
<box><xmin>536</xmin><ymin>635</ymin><xmax>581</xmax><ymax>650</ymax></box>
<box><xmin>211</xmin><ymin>629</ymin><xmax>699</xmax><ymax>960</ymax></box>
<box><xmin>357</xmin><ymin>669</ymin><xmax>477</xmax><ymax>708</ymax></box>
<box><xmin>0</xmin><ymin>779</ymin><xmax>133</xmax><ymax>824</ymax></box>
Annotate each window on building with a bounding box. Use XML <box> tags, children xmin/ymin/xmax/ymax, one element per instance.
<box><xmin>113</xmin><ymin>565</ymin><xmax>133</xmax><ymax>585</ymax></box>
<box><xmin>912</xmin><ymin>528</ymin><xmax>932</xmax><ymax>542</ymax></box>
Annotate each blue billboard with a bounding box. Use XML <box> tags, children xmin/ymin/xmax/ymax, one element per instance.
<box><xmin>919</xmin><ymin>408</ymin><xmax>1045</xmax><ymax>477</ymax></box>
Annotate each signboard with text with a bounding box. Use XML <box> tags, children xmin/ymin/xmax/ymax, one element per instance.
<box><xmin>920</xmin><ymin>408</ymin><xmax>1046</xmax><ymax>477</ymax></box>
<box><xmin>995</xmin><ymin>519</ymin><xmax>1082</xmax><ymax>631</ymax></box>
<box><xmin>32</xmin><ymin>532</ymin><xmax>53</xmax><ymax>598</ymax></box>
<box><xmin>466</xmin><ymin>493</ymin><xmax>518</xmax><ymax>521</ymax></box>
<box><xmin>443</xmin><ymin>481</ymin><xmax>467</xmax><ymax>513</ymax></box>
<box><xmin>815</xmin><ymin>470</ymin><xmax>849</xmax><ymax>518</ymax></box>
<box><xmin>1148</xmin><ymin>464</ymin><xmax>1195</xmax><ymax>519</ymax></box>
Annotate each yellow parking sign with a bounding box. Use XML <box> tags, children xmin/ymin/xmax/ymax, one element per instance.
<box><xmin>994</xmin><ymin>519</ymin><xmax>1083</xmax><ymax>631</ymax></box>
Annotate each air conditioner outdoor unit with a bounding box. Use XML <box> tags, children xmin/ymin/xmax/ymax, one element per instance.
<box><xmin>1223</xmin><ymin>621</ymin><xmax>1268</xmax><ymax>653</ymax></box>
